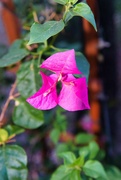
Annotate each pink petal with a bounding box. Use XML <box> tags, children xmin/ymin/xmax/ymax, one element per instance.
<box><xmin>26</xmin><ymin>72</ymin><xmax>58</xmax><ymax>110</ymax></box>
<box><xmin>58</xmin><ymin>74</ymin><xmax>90</xmax><ymax>111</ymax></box>
<box><xmin>40</xmin><ymin>49</ymin><xmax>81</xmax><ymax>74</ymax></box>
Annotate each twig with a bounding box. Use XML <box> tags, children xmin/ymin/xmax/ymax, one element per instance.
<box><xmin>13</xmin><ymin>93</ymin><xmax>20</xmax><ymax>98</ymax></box>
<box><xmin>0</xmin><ymin>80</ymin><xmax>17</xmax><ymax>125</ymax></box>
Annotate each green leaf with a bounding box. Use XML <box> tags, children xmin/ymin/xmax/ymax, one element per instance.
<box><xmin>71</xmin><ymin>170</ymin><xmax>81</xmax><ymax>180</ymax></box>
<box><xmin>17</xmin><ymin>60</ymin><xmax>41</xmax><ymax>98</ymax></box>
<box><xmin>75</xmin><ymin>133</ymin><xmax>94</xmax><ymax>145</ymax></box>
<box><xmin>76</xmin><ymin>53</ymin><xmax>90</xmax><ymax>84</ymax></box>
<box><xmin>0</xmin><ymin>40</ymin><xmax>29</xmax><ymax>67</ymax></box>
<box><xmin>79</xmin><ymin>141</ymin><xmax>99</xmax><ymax>160</ymax></box>
<box><xmin>55</xmin><ymin>108</ymin><xmax>67</xmax><ymax>131</ymax></box>
<box><xmin>73</xmin><ymin>3</ymin><xmax>97</xmax><ymax>31</ymax></box>
<box><xmin>0</xmin><ymin>129</ymin><xmax>9</xmax><ymax>144</ymax></box>
<box><xmin>54</xmin><ymin>0</ymin><xmax>68</xmax><ymax>5</ymax></box>
<box><xmin>70</xmin><ymin>0</ymin><xmax>78</xmax><ymax>5</ymax></box>
<box><xmin>4</xmin><ymin>125</ymin><xmax>24</xmax><ymax>136</ymax></box>
<box><xmin>89</xmin><ymin>141</ymin><xmax>99</xmax><ymax>159</ymax></box>
<box><xmin>28</xmin><ymin>20</ymin><xmax>65</xmax><ymax>45</ymax></box>
<box><xmin>50</xmin><ymin>129</ymin><xmax>60</xmax><ymax>144</ymax></box>
<box><xmin>0</xmin><ymin>44</ymin><xmax>7</xmax><ymax>57</ymax></box>
<box><xmin>0</xmin><ymin>145</ymin><xmax>28</xmax><ymax>180</ymax></box>
<box><xmin>106</xmin><ymin>165</ymin><xmax>121</xmax><ymax>180</ymax></box>
<box><xmin>56</xmin><ymin>143</ymin><xmax>69</xmax><ymax>155</ymax></box>
<box><xmin>65</xmin><ymin>3</ymin><xmax>97</xmax><ymax>31</ymax></box>
<box><xmin>96</xmin><ymin>150</ymin><xmax>105</xmax><ymax>162</ymax></box>
<box><xmin>83</xmin><ymin>160</ymin><xmax>108</xmax><ymax>179</ymax></box>
<box><xmin>13</xmin><ymin>98</ymin><xmax>44</xmax><ymax>129</ymax></box>
<box><xmin>51</xmin><ymin>165</ymin><xmax>81</xmax><ymax>180</ymax></box>
<box><xmin>79</xmin><ymin>146</ymin><xmax>89</xmax><ymax>159</ymax></box>
<box><xmin>59</xmin><ymin>152</ymin><xmax>76</xmax><ymax>165</ymax></box>
<box><xmin>68</xmin><ymin>157</ymin><xmax>84</xmax><ymax>168</ymax></box>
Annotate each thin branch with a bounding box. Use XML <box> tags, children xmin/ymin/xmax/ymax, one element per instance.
<box><xmin>0</xmin><ymin>80</ymin><xmax>17</xmax><ymax>125</ymax></box>
<box><xmin>13</xmin><ymin>93</ymin><xmax>20</xmax><ymax>98</ymax></box>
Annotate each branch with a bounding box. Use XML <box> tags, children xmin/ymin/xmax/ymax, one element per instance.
<box><xmin>0</xmin><ymin>80</ymin><xmax>17</xmax><ymax>125</ymax></box>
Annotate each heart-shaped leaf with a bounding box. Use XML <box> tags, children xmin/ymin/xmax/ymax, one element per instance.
<box><xmin>75</xmin><ymin>133</ymin><xmax>94</xmax><ymax>144</ymax></box>
<box><xmin>65</xmin><ymin>3</ymin><xmax>97</xmax><ymax>31</ymax></box>
<box><xmin>59</xmin><ymin>152</ymin><xmax>76</xmax><ymax>165</ymax></box>
<box><xmin>83</xmin><ymin>160</ymin><xmax>108</xmax><ymax>179</ymax></box>
<box><xmin>13</xmin><ymin>98</ymin><xmax>44</xmax><ymax>129</ymax></box>
<box><xmin>51</xmin><ymin>165</ymin><xmax>81</xmax><ymax>180</ymax></box>
<box><xmin>17</xmin><ymin>60</ymin><xmax>41</xmax><ymax>98</ymax></box>
<box><xmin>0</xmin><ymin>40</ymin><xmax>29</xmax><ymax>67</ymax></box>
<box><xmin>28</xmin><ymin>20</ymin><xmax>65</xmax><ymax>45</ymax></box>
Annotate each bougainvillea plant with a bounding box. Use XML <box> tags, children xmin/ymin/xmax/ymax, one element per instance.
<box><xmin>0</xmin><ymin>0</ymin><xmax>120</xmax><ymax>180</ymax></box>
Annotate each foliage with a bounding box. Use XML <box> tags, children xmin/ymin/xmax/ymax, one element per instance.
<box><xmin>0</xmin><ymin>145</ymin><xmax>27</xmax><ymax>180</ymax></box>
<box><xmin>0</xmin><ymin>0</ymin><xmax>121</xmax><ymax>179</ymax></box>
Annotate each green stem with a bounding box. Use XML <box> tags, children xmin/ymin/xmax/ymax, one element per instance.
<box><xmin>63</xmin><ymin>5</ymin><xmax>69</xmax><ymax>21</ymax></box>
<box><xmin>50</xmin><ymin>45</ymin><xmax>61</xmax><ymax>52</ymax></box>
<box><xmin>44</xmin><ymin>40</ymin><xmax>48</xmax><ymax>48</ymax></box>
<box><xmin>38</xmin><ymin>53</ymin><xmax>42</xmax><ymax>66</ymax></box>
<box><xmin>30</xmin><ymin>52</ymin><xmax>39</xmax><ymax>55</ymax></box>
<box><xmin>63</xmin><ymin>3</ymin><xmax>72</xmax><ymax>23</ymax></box>
<box><xmin>49</xmin><ymin>34</ymin><xmax>59</xmax><ymax>46</ymax></box>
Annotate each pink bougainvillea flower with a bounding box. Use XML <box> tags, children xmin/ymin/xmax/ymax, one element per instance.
<box><xmin>27</xmin><ymin>72</ymin><xmax>58</xmax><ymax>110</ymax></box>
<box><xmin>27</xmin><ymin>49</ymin><xmax>90</xmax><ymax>111</ymax></box>
<box><xmin>40</xmin><ymin>49</ymin><xmax>81</xmax><ymax>74</ymax></box>
<box><xmin>58</xmin><ymin>74</ymin><xmax>90</xmax><ymax>111</ymax></box>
